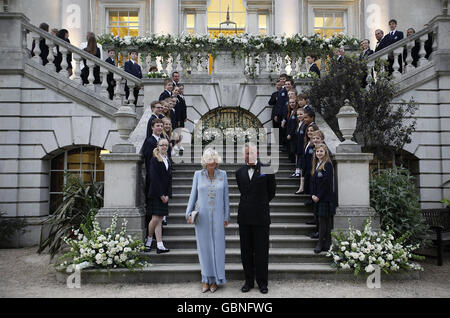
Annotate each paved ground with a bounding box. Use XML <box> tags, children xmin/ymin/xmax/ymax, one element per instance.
<box><xmin>0</xmin><ymin>247</ymin><xmax>449</xmax><ymax>298</ymax></box>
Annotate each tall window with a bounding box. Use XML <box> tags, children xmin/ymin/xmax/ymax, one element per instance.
<box><xmin>186</xmin><ymin>13</ymin><xmax>195</xmax><ymax>35</ymax></box>
<box><xmin>107</xmin><ymin>10</ymin><xmax>139</xmax><ymax>37</ymax></box>
<box><xmin>314</xmin><ymin>11</ymin><xmax>345</xmax><ymax>38</ymax></box>
<box><xmin>208</xmin><ymin>0</ymin><xmax>246</xmax><ymax>37</ymax></box>
<box><xmin>49</xmin><ymin>147</ymin><xmax>105</xmax><ymax>214</ymax></box>
<box><xmin>258</xmin><ymin>14</ymin><xmax>267</xmax><ymax>35</ymax></box>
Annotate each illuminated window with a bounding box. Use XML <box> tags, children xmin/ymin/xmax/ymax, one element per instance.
<box><xmin>108</xmin><ymin>10</ymin><xmax>139</xmax><ymax>37</ymax></box>
<box><xmin>208</xmin><ymin>0</ymin><xmax>246</xmax><ymax>36</ymax></box>
<box><xmin>49</xmin><ymin>147</ymin><xmax>105</xmax><ymax>214</ymax></box>
<box><xmin>186</xmin><ymin>13</ymin><xmax>195</xmax><ymax>35</ymax></box>
<box><xmin>314</xmin><ymin>11</ymin><xmax>345</xmax><ymax>38</ymax></box>
<box><xmin>258</xmin><ymin>14</ymin><xmax>267</xmax><ymax>35</ymax></box>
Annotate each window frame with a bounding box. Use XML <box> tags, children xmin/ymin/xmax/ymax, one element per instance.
<box><xmin>100</xmin><ymin>2</ymin><xmax>145</xmax><ymax>36</ymax></box>
<box><xmin>313</xmin><ymin>10</ymin><xmax>347</xmax><ymax>38</ymax></box>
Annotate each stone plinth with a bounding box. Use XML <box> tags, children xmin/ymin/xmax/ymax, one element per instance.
<box><xmin>334</xmin><ymin>146</ymin><xmax>380</xmax><ymax>232</ymax></box>
<box><xmin>97</xmin><ymin>153</ymin><xmax>145</xmax><ymax>241</ymax></box>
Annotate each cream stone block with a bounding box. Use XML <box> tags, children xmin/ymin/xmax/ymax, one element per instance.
<box><xmin>103</xmin><ymin>131</ymin><xmax>121</xmax><ymax>151</ymax></box>
<box><xmin>18</xmin><ymin>174</ymin><xmax>49</xmax><ymax>188</ymax></box>
<box><xmin>0</xmin><ymin>174</ymin><xmax>18</xmax><ymax>187</ymax></box>
<box><xmin>0</xmin><ymin>188</ymin><xmax>18</xmax><ymax>202</ymax></box>
<box><xmin>0</xmin><ymin>117</ymin><xmax>19</xmax><ymax>129</ymax></box>
<box><xmin>18</xmin><ymin>145</ymin><xmax>47</xmax><ymax>159</ymax></box>
<box><xmin>414</xmin><ymin>146</ymin><xmax>441</xmax><ymax>159</ymax></box>
<box><xmin>17</xmin><ymin>202</ymin><xmax>49</xmax><ymax>217</ymax></box>
<box><xmin>72</xmin><ymin>116</ymin><xmax>92</xmax><ymax>145</ymax></box>
<box><xmin>0</xmin><ymin>103</ymin><xmax>21</xmax><ymax>116</ymax></box>
<box><xmin>419</xmin><ymin>160</ymin><xmax>442</xmax><ymax>174</ymax></box>
<box><xmin>420</xmin><ymin>188</ymin><xmax>444</xmax><ymax>202</ymax></box>
<box><xmin>0</xmin><ymin>145</ymin><xmax>19</xmax><ymax>158</ymax></box>
<box><xmin>419</xmin><ymin>174</ymin><xmax>444</xmax><ymax>188</ymax></box>
<box><xmin>0</xmin><ymin>88</ymin><xmax>21</xmax><ymax>101</ymax></box>
<box><xmin>20</xmin><ymin>131</ymin><xmax>59</xmax><ymax>154</ymax></box>
<box><xmin>0</xmin><ymin>131</ymin><xmax>19</xmax><ymax>144</ymax></box>
<box><xmin>0</xmin><ymin>203</ymin><xmax>17</xmax><ymax>217</ymax></box>
<box><xmin>18</xmin><ymin>188</ymin><xmax>49</xmax><ymax>202</ymax></box>
<box><xmin>91</xmin><ymin>117</ymin><xmax>115</xmax><ymax>150</ymax></box>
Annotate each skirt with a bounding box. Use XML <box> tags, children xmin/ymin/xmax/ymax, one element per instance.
<box><xmin>313</xmin><ymin>201</ymin><xmax>336</xmax><ymax>217</ymax></box>
<box><xmin>149</xmin><ymin>197</ymin><xmax>169</xmax><ymax>216</ymax></box>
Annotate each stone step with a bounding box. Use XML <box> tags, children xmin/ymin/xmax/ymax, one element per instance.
<box><xmin>172</xmin><ymin>177</ymin><xmax>302</xmax><ymax>186</ymax></box>
<box><xmin>163</xmin><ymin>234</ymin><xmax>318</xmax><ymax>249</ymax></box>
<box><xmin>173</xmin><ymin>162</ymin><xmax>296</xmax><ymax>170</ymax></box>
<box><xmin>161</xmin><ymin>223</ymin><xmax>316</xmax><ymax>236</ymax></box>
<box><xmin>56</xmin><ymin>263</ymin><xmax>341</xmax><ymax>284</ymax></box>
<box><xmin>171</xmin><ymin>169</ymin><xmax>302</xmax><ymax>178</ymax></box>
<box><xmin>172</xmin><ymin>184</ymin><xmax>305</xmax><ymax>195</ymax></box>
<box><xmin>169</xmin><ymin>193</ymin><xmax>308</xmax><ymax>204</ymax></box>
<box><xmin>165</xmin><ymin>212</ymin><xmax>314</xmax><ymax>224</ymax></box>
<box><xmin>141</xmin><ymin>248</ymin><xmax>329</xmax><ymax>264</ymax></box>
<box><xmin>168</xmin><ymin>202</ymin><xmax>313</xmax><ymax>213</ymax></box>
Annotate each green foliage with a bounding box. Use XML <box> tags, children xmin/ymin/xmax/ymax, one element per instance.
<box><xmin>306</xmin><ymin>55</ymin><xmax>418</xmax><ymax>162</ymax></box>
<box><xmin>370</xmin><ymin>167</ymin><xmax>429</xmax><ymax>247</ymax></box>
<box><xmin>38</xmin><ymin>173</ymin><xmax>104</xmax><ymax>259</ymax></box>
<box><xmin>0</xmin><ymin>211</ymin><xmax>27</xmax><ymax>243</ymax></box>
<box><xmin>441</xmin><ymin>198</ymin><xmax>450</xmax><ymax>207</ymax></box>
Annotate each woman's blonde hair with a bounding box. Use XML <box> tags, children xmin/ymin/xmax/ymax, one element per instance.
<box><xmin>162</xmin><ymin>117</ymin><xmax>172</xmax><ymax>139</ymax></box>
<box><xmin>201</xmin><ymin>148</ymin><xmax>222</xmax><ymax>169</ymax></box>
<box><xmin>153</xmin><ymin>138</ymin><xmax>169</xmax><ymax>162</ymax></box>
<box><xmin>312</xmin><ymin>130</ymin><xmax>325</xmax><ymax>141</ymax></box>
<box><xmin>311</xmin><ymin>143</ymin><xmax>331</xmax><ymax>176</ymax></box>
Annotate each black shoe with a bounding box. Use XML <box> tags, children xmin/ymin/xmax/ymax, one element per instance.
<box><xmin>241</xmin><ymin>283</ymin><xmax>254</xmax><ymax>293</ymax></box>
<box><xmin>290</xmin><ymin>173</ymin><xmax>300</xmax><ymax>178</ymax></box>
<box><xmin>309</xmin><ymin>232</ymin><xmax>319</xmax><ymax>239</ymax></box>
<box><xmin>144</xmin><ymin>246</ymin><xmax>151</xmax><ymax>252</ymax></box>
<box><xmin>305</xmin><ymin>199</ymin><xmax>314</xmax><ymax>206</ymax></box>
<box><xmin>259</xmin><ymin>286</ymin><xmax>268</xmax><ymax>294</ymax></box>
<box><xmin>156</xmin><ymin>247</ymin><xmax>170</xmax><ymax>254</ymax></box>
<box><xmin>314</xmin><ymin>243</ymin><xmax>323</xmax><ymax>254</ymax></box>
<box><xmin>306</xmin><ymin>220</ymin><xmax>316</xmax><ymax>225</ymax></box>
<box><xmin>162</xmin><ymin>220</ymin><xmax>167</xmax><ymax>226</ymax></box>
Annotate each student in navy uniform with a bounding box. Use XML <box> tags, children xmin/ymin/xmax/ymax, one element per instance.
<box><xmin>105</xmin><ymin>49</ymin><xmax>116</xmax><ymax>100</ymax></box>
<box><xmin>291</xmin><ymin>107</ymin><xmax>305</xmax><ymax>179</ymax></box>
<box><xmin>172</xmin><ymin>71</ymin><xmax>180</xmax><ymax>87</ymax></box>
<box><xmin>306</xmin><ymin>55</ymin><xmax>320</xmax><ymax>78</ymax></box>
<box><xmin>146</xmin><ymin>101</ymin><xmax>166</xmax><ymax>140</ymax></box>
<box><xmin>269</xmin><ymin>80</ymin><xmax>282</xmax><ymax>132</ymax></box>
<box><xmin>385</xmin><ymin>19</ymin><xmax>404</xmax><ymax>74</ymax></box>
<box><xmin>124</xmin><ymin>50</ymin><xmax>143</xmax><ymax>106</ymax></box>
<box><xmin>31</xmin><ymin>23</ymin><xmax>50</xmax><ymax>66</ymax></box>
<box><xmin>142</xmin><ymin>118</ymin><xmax>165</xmax><ymax>246</ymax></box>
<box><xmin>175</xmin><ymin>84</ymin><xmax>187</xmax><ymax>128</ymax></box>
<box><xmin>159</xmin><ymin>78</ymin><xmax>173</xmax><ymax>101</ymax></box>
<box><xmin>403</xmin><ymin>28</ymin><xmax>420</xmax><ymax>68</ymax></box>
<box><xmin>359</xmin><ymin>39</ymin><xmax>374</xmax><ymax>59</ymax></box>
<box><xmin>146</xmin><ymin>138</ymin><xmax>172</xmax><ymax>254</ymax></box>
<box><xmin>302</xmin><ymin>122</ymin><xmax>320</xmax><ymax>200</ymax></box>
<box><xmin>81</xmin><ymin>35</ymin><xmax>101</xmax><ymax>85</ymax></box>
<box><xmin>286</xmin><ymin>98</ymin><xmax>298</xmax><ymax>163</ymax></box>
<box><xmin>311</xmin><ymin>143</ymin><xmax>335</xmax><ymax>254</ymax></box>
<box><xmin>54</xmin><ymin>29</ymin><xmax>73</xmax><ymax>76</ymax></box>
<box><xmin>273</xmin><ymin>75</ymin><xmax>289</xmax><ymax>148</ymax></box>
<box><xmin>295</xmin><ymin>109</ymin><xmax>316</xmax><ymax>193</ymax></box>
<box><xmin>280</xmin><ymin>79</ymin><xmax>294</xmax><ymax>149</ymax></box>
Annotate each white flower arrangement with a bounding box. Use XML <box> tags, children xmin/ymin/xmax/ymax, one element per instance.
<box><xmin>327</xmin><ymin>218</ymin><xmax>424</xmax><ymax>276</ymax></box>
<box><xmin>57</xmin><ymin>212</ymin><xmax>146</xmax><ymax>271</ymax></box>
<box><xmin>292</xmin><ymin>72</ymin><xmax>319</xmax><ymax>80</ymax></box>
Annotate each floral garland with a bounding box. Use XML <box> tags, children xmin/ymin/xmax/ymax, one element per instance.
<box><xmin>98</xmin><ymin>32</ymin><xmax>361</xmax><ymax>62</ymax></box>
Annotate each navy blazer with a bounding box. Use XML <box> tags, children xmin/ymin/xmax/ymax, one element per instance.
<box><xmin>175</xmin><ymin>95</ymin><xmax>187</xmax><ymax>123</ymax></box>
<box><xmin>105</xmin><ymin>57</ymin><xmax>115</xmax><ymax>85</ymax></box>
<box><xmin>384</xmin><ymin>30</ymin><xmax>404</xmax><ymax>47</ymax></box>
<box><xmin>124</xmin><ymin>60</ymin><xmax>142</xmax><ymax>79</ymax></box>
<box><xmin>273</xmin><ymin>87</ymin><xmax>288</xmax><ymax>120</ymax></box>
<box><xmin>311</xmin><ymin>161</ymin><xmax>334</xmax><ymax>203</ymax></box>
<box><xmin>309</xmin><ymin>63</ymin><xmax>320</xmax><ymax>78</ymax></box>
<box><xmin>169</xmin><ymin>109</ymin><xmax>177</xmax><ymax>129</ymax></box>
<box><xmin>269</xmin><ymin>90</ymin><xmax>279</xmax><ymax>119</ymax></box>
<box><xmin>286</xmin><ymin>111</ymin><xmax>298</xmax><ymax>138</ymax></box>
<box><xmin>145</xmin><ymin>114</ymin><xmax>165</xmax><ymax>140</ymax></box>
<box><xmin>295</xmin><ymin>122</ymin><xmax>306</xmax><ymax>156</ymax></box>
<box><xmin>235</xmin><ymin>161</ymin><xmax>276</xmax><ymax>226</ymax></box>
<box><xmin>359</xmin><ymin>49</ymin><xmax>374</xmax><ymax>59</ymax></box>
<box><xmin>302</xmin><ymin>142</ymin><xmax>315</xmax><ymax>177</ymax></box>
<box><xmin>159</xmin><ymin>90</ymin><xmax>172</xmax><ymax>101</ymax></box>
<box><xmin>375</xmin><ymin>36</ymin><xmax>391</xmax><ymax>52</ymax></box>
<box><xmin>142</xmin><ymin>135</ymin><xmax>159</xmax><ymax>168</ymax></box>
<box><xmin>148</xmin><ymin>156</ymin><xmax>172</xmax><ymax>198</ymax></box>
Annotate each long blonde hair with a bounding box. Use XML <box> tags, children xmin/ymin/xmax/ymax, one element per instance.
<box><xmin>162</xmin><ymin>117</ymin><xmax>172</xmax><ymax>139</ymax></box>
<box><xmin>311</xmin><ymin>143</ymin><xmax>331</xmax><ymax>176</ymax></box>
<box><xmin>153</xmin><ymin>138</ymin><xmax>169</xmax><ymax>162</ymax></box>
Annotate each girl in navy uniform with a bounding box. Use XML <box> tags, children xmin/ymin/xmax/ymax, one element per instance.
<box><xmin>147</xmin><ymin>138</ymin><xmax>172</xmax><ymax>254</ymax></box>
<box><xmin>294</xmin><ymin>109</ymin><xmax>315</xmax><ymax>193</ymax></box>
<box><xmin>302</xmin><ymin>123</ymin><xmax>319</xmax><ymax>197</ymax></box>
<box><xmin>286</xmin><ymin>98</ymin><xmax>298</xmax><ymax>163</ymax></box>
<box><xmin>311</xmin><ymin>143</ymin><xmax>335</xmax><ymax>254</ymax></box>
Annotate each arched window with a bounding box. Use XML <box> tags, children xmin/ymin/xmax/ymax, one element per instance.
<box><xmin>49</xmin><ymin>147</ymin><xmax>105</xmax><ymax>214</ymax></box>
<box><xmin>208</xmin><ymin>0</ymin><xmax>246</xmax><ymax>37</ymax></box>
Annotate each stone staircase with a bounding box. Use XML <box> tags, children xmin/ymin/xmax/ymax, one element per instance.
<box><xmin>135</xmin><ymin>149</ymin><xmax>335</xmax><ymax>283</ymax></box>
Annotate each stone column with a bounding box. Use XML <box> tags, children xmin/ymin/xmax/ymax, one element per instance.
<box><xmin>97</xmin><ymin>106</ymin><xmax>145</xmax><ymax>241</ymax></box>
<box><xmin>154</xmin><ymin>0</ymin><xmax>179</xmax><ymax>35</ymax></box>
<box><xmin>273</xmin><ymin>0</ymin><xmax>299</xmax><ymax>36</ymax></box>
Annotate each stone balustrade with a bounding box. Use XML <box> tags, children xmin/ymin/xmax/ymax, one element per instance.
<box><xmin>366</xmin><ymin>25</ymin><xmax>437</xmax><ymax>85</ymax></box>
<box><xmin>21</xmin><ymin>19</ymin><xmax>143</xmax><ymax>109</ymax></box>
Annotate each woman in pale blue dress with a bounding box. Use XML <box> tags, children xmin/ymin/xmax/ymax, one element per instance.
<box><xmin>186</xmin><ymin>148</ymin><xmax>230</xmax><ymax>293</ymax></box>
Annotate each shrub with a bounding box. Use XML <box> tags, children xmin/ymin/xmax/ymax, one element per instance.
<box><xmin>370</xmin><ymin>167</ymin><xmax>429</xmax><ymax>247</ymax></box>
<box><xmin>38</xmin><ymin>173</ymin><xmax>104</xmax><ymax>258</ymax></box>
<box><xmin>0</xmin><ymin>211</ymin><xmax>27</xmax><ymax>244</ymax></box>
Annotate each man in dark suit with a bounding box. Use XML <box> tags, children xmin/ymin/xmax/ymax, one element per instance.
<box><xmin>359</xmin><ymin>39</ymin><xmax>374</xmax><ymax>59</ymax></box>
<box><xmin>146</xmin><ymin>100</ymin><xmax>166</xmax><ymax>140</ymax></box>
<box><xmin>236</xmin><ymin>143</ymin><xmax>276</xmax><ymax>294</ymax></box>
<box><xmin>172</xmin><ymin>71</ymin><xmax>180</xmax><ymax>87</ymax></box>
<box><xmin>403</xmin><ymin>28</ymin><xmax>420</xmax><ymax>68</ymax></box>
<box><xmin>374</xmin><ymin>29</ymin><xmax>389</xmax><ymax>52</ymax></box>
<box><xmin>385</xmin><ymin>19</ymin><xmax>404</xmax><ymax>74</ymax></box>
<box><xmin>175</xmin><ymin>84</ymin><xmax>187</xmax><ymax>128</ymax></box>
<box><xmin>159</xmin><ymin>78</ymin><xmax>173</xmax><ymax>101</ymax></box>
<box><xmin>124</xmin><ymin>50</ymin><xmax>142</xmax><ymax>106</ymax></box>
<box><xmin>105</xmin><ymin>49</ymin><xmax>116</xmax><ymax>100</ymax></box>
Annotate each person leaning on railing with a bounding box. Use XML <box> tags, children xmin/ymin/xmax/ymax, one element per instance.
<box><xmin>31</xmin><ymin>22</ymin><xmax>50</xmax><ymax>66</ymax></box>
<box><xmin>80</xmin><ymin>35</ymin><xmax>101</xmax><ymax>85</ymax></box>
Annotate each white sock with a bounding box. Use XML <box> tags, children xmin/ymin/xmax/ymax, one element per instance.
<box><xmin>163</xmin><ymin>216</ymin><xmax>167</xmax><ymax>222</ymax></box>
<box><xmin>295</xmin><ymin>168</ymin><xmax>300</xmax><ymax>174</ymax></box>
<box><xmin>157</xmin><ymin>242</ymin><xmax>166</xmax><ymax>250</ymax></box>
<box><xmin>145</xmin><ymin>237</ymin><xmax>153</xmax><ymax>247</ymax></box>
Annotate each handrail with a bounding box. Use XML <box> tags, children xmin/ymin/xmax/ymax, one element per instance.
<box><xmin>367</xmin><ymin>25</ymin><xmax>435</xmax><ymax>61</ymax></box>
<box><xmin>21</xmin><ymin>19</ymin><xmax>142</xmax><ymax>85</ymax></box>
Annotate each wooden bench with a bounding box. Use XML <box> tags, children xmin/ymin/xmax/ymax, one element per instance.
<box><xmin>421</xmin><ymin>208</ymin><xmax>450</xmax><ymax>266</ymax></box>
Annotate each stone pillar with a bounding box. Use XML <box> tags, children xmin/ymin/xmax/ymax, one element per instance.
<box><xmin>274</xmin><ymin>0</ymin><xmax>299</xmax><ymax>36</ymax></box>
<box><xmin>154</xmin><ymin>0</ymin><xmax>179</xmax><ymax>35</ymax></box>
<box><xmin>97</xmin><ymin>105</ymin><xmax>145</xmax><ymax>241</ymax></box>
